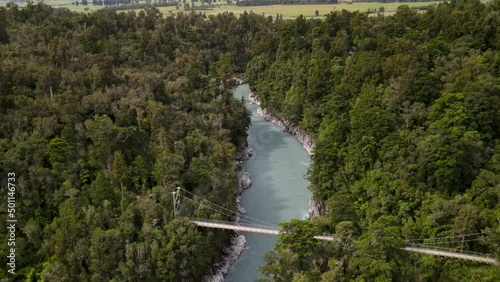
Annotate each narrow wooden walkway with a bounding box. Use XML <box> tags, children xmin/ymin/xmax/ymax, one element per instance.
<box><xmin>403</xmin><ymin>247</ymin><xmax>498</xmax><ymax>265</ymax></box>
<box><xmin>192</xmin><ymin>219</ymin><xmax>498</xmax><ymax>265</ymax></box>
<box><xmin>192</xmin><ymin>220</ymin><xmax>335</xmax><ymax>241</ymax></box>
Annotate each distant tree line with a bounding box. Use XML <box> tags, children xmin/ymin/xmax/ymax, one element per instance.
<box><xmin>89</xmin><ymin>0</ymin><xmax>176</xmax><ymax>6</ymax></box>
<box><xmin>101</xmin><ymin>1</ymin><xmax>178</xmax><ymax>10</ymax></box>
<box><xmin>237</xmin><ymin>0</ymin><xmax>339</xmax><ymax>6</ymax></box>
<box><xmin>235</xmin><ymin>0</ymin><xmax>436</xmax><ymax>6</ymax></box>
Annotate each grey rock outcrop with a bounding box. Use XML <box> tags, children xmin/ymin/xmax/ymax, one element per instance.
<box><xmin>306</xmin><ymin>197</ymin><xmax>322</xmax><ymax>219</ymax></box>
<box><xmin>204</xmin><ymin>235</ymin><xmax>247</xmax><ymax>282</ymax></box>
<box><xmin>255</xmin><ymin>105</ymin><xmax>315</xmax><ymax>155</ymax></box>
<box><xmin>248</xmin><ymin>91</ymin><xmax>260</xmax><ymax>106</ymax></box>
<box><xmin>238</xmin><ymin>169</ymin><xmax>252</xmax><ymax>190</ymax></box>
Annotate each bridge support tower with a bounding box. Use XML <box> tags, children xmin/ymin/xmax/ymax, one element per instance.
<box><xmin>172</xmin><ymin>187</ymin><xmax>181</xmax><ymax>217</ymax></box>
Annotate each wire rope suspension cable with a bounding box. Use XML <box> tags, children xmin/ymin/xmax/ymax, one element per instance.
<box><xmin>406</xmin><ymin>232</ymin><xmax>487</xmax><ymax>242</ymax></box>
<box><xmin>178</xmin><ymin>187</ymin><xmax>279</xmax><ymax>227</ymax></box>
<box><xmin>414</xmin><ymin>238</ymin><xmax>483</xmax><ymax>245</ymax></box>
<box><xmin>180</xmin><ymin>195</ymin><xmax>276</xmax><ymax>227</ymax></box>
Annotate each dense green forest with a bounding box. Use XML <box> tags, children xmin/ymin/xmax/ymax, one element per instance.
<box><xmin>0</xmin><ymin>0</ymin><xmax>499</xmax><ymax>281</ymax></box>
<box><xmin>0</xmin><ymin>4</ymin><xmax>268</xmax><ymax>280</ymax></box>
<box><xmin>246</xmin><ymin>0</ymin><xmax>500</xmax><ymax>280</ymax></box>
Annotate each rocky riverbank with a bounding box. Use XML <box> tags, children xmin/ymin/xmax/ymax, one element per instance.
<box><xmin>249</xmin><ymin>92</ymin><xmax>315</xmax><ymax>155</ymax></box>
<box><xmin>205</xmin><ymin>234</ymin><xmax>247</xmax><ymax>282</ymax></box>
<box><xmin>248</xmin><ymin>91</ymin><xmax>320</xmax><ymax>219</ymax></box>
<box><xmin>307</xmin><ymin>198</ymin><xmax>323</xmax><ymax>219</ymax></box>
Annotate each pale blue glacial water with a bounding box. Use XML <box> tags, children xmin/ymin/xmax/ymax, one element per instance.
<box><xmin>226</xmin><ymin>84</ymin><xmax>311</xmax><ymax>281</ymax></box>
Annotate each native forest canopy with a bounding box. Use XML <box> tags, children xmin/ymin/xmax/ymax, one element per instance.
<box><xmin>0</xmin><ymin>4</ymin><xmax>256</xmax><ymax>280</ymax></box>
<box><xmin>0</xmin><ymin>0</ymin><xmax>499</xmax><ymax>281</ymax></box>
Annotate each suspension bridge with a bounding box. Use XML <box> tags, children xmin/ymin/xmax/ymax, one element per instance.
<box><xmin>172</xmin><ymin>187</ymin><xmax>499</xmax><ymax>265</ymax></box>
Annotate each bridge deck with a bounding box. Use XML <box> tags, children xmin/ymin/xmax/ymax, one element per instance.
<box><xmin>403</xmin><ymin>247</ymin><xmax>498</xmax><ymax>265</ymax></box>
<box><xmin>192</xmin><ymin>220</ymin><xmax>335</xmax><ymax>241</ymax></box>
<box><xmin>192</xmin><ymin>220</ymin><xmax>498</xmax><ymax>265</ymax></box>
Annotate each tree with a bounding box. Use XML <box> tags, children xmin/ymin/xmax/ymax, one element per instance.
<box><xmin>90</xmin><ymin>228</ymin><xmax>125</xmax><ymax>281</ymax></box>
<box><xmin>152</xmin><ymin>218</ymin><xmax>214</xmax><ymax>280</ymax></box>
<box><xmin>185</xmin><ymin>156</ymin><xmax>214</xmax><ymax>190</ymax></box>
<box><xmin>261</xmin><ymin>220</ymin><xmax>323</xmax><ymax>280</ymax></box>
<box><xmin>0</xmin><ymin>7</ymin><xmax>9</xmax><ymax>44</ymax></box>
<box><xmin>131</xmin><ymin>155</ymin><xmax>148</xmax><ymax>194</ymax></box>
<box><xmin>354</xmin><ymin>216</ymin><xmax>411</xmax><ymax>281</ymax></box>
<box><xmin>47</xmin><ymin>137</ymin><xmax>73</xmax><ymax>173</ymax></box>
<box><xmin>85</xmin><ymin>115</ymin><xmax>137</xmax><ymax>171</ymax></box>
<box><xmin>261</xmin><ymin>248</ymin><xmax>301</xmax><ymax>282</ymax></box>
<box><xmin>419</xmin><ymin>92</ymin><xmax>487</xmax><ymax>193</ymax></box>
<box><xmin>153</xmin><ymin>149</ymin><xmax>184</xmax><ymax>188</ymax></box>
<box><xmin>112</xmin><ymin>151</ymin><xmax>128</xmax><ymax>204</ymax></box>
<box><xmin>90</xmin><ymin>171</ymin><xmax>118</xmax><ymax>206</ymax></box>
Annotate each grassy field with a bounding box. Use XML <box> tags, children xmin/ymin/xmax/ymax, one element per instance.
<box><xmin>191</xmin><ymin>2</ymin><xmax>445</xmax><ymax>18</ymax></box>
<box><xmin>1</xmin><ymin>0</ymin><xmax>92</xmax><ymax>12</ymax></box>
<box><xmin>145</xmin><ymin>1</ymin><xmax>446</xmax><ymax>18</ymax></box>
<box><xmin>1</xmin><ymin>0</ymin><xmax>491</xmax><ymax>18</ymax></box>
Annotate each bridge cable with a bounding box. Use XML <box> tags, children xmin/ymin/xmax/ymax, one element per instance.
<box><xmin>179</xmin><ymin>195</ymin><xmax>252</xmax><ymax>224</ymax></box>
<box><xmin>414</xmin><ymin>238</ymin><xmax>483</xmax><ymax>245</ymax></box>
<box><xmin>406</xmin><ymin>232</ymin><xmax>486</xmax><ymax>242</ymax></box>
<box><xmin>405</xmin><ymin>245</ymin><xmax>495</xmax><ymax>257</ymax></box>
<box><xmin>181</xmin><ymin>188</ymin><xmax>279</xmax><ymax>227</ymax></box>
<box><xmin>178</xmin><ymin>187</ymin><xmax>246</xmax><ymax>217</ymax></box>
<box><xmin>178</xmin><ymin>188</ymin><xmax>279</xmax><ymax>227</ymax></box>
<box><xmin>181</xmin><ymin>195</ymin><xmax>278</xmax><ymax>228</ymax></box>
<box><xmin>179</xmin><ymin>195</ymin><xmax>277</xmax><ymax>227</ymax></box>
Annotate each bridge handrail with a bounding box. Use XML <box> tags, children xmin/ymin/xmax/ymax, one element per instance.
<box><xmin>405</xmin><ymin>244</ymin><xmax>496</xmax><ymax>258</ymax></box>
<box><xmin>189</xmin><ymin>217</ymin><xmax>336</xmax><ymax>238</ymax></box>
<box><xmin>189</xmin><ymin>219</ymin><xmax>497</xmax><ymax>263</ymax></box>
<box><xmin>188</xmin><ymin>217</ymin><xmax>281</xmax><ymax>231</ymax></box>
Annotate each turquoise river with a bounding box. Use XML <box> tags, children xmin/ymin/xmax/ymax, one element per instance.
<box><xmin>226</xmin><ymin>84</ymin><xmax>311</xmax><ymax>281</ymax></box>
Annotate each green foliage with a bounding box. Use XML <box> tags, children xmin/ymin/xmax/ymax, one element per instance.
<box><xmin>247</xmin><ymin>0</ymin><xmax>500</xmax><ymax>279</ymax></box>
<box><xmin>90</xmin><ymin>171</ymin><xmax>118</xmax><ymax>207</ymax></box>
<box><xmin>0</xmin><ymin>1</ymin><xmax>499</xmax><ymax>280</ymax></box>
<box><xmin>47</xmin><ymin>137</ymin><xmax>74</xmax><ymax>173</ymax></box>
<box><xmin>277</xmin><ymin>220</ymin><xmax>322</xmax><ymax>262</ymax></box>
<box><xmin>354</xmin><ymin>216</ymin><xmax>411</xmax><ymax>281</ymax></box>
<box><xmin>0</xmin><ymin>5</ymin><xmax>257</xmax><ymax>280</ymax></box>
<box><xmin>261</xmin><ymin>220</ymin><xmax>323</xmax><ymax>281</ymax></box>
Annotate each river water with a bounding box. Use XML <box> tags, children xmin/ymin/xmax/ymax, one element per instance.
<box><xmin>226</xmin><ymin>84</ymin><xmax>311</xmax><ymax>281</ymax></box>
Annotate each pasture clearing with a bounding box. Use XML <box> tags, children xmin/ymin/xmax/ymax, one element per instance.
<box><xmin>4</xmin><ymin>0</ymin><xmax>490</xmax><ymax>18</ymax></box>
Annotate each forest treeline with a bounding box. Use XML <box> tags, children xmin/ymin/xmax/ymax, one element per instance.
<box><xmin>0</xmin><ymin>0</ymin><xmax>499</xmax><ymax>281</ymax></box>
<box><xmin>235</xmin><ymin>0</ymin><xmax>435</xmax><ymax>6</ymax></box>
<box><xmin>0</xmin><ymin>4</ymin><xmax>269</xmax><ymax>280</ymax></box>
<box><xmin>246</xmin><ymin>0</ymin><xmax>500</xmax><ymax>280</ymax></box>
